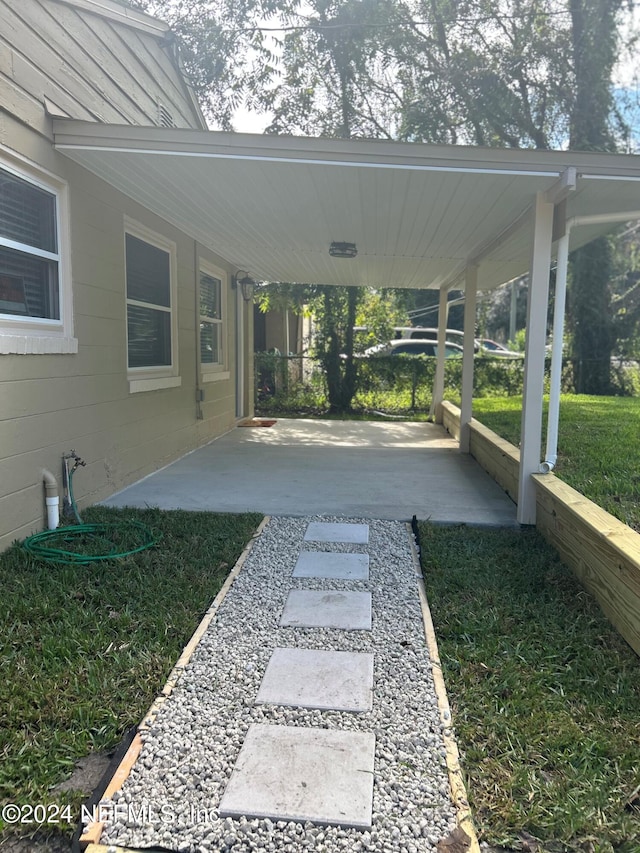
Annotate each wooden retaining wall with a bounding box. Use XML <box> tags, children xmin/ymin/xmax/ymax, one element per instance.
<box><xmin>533</xmin><ymin>474</ymin><xmax>640</xmax><ymax>656</ymax></box>
<box><xmin>438</xmin><ymin>401</ymin><xmax>640</xmax><ymax>656</ymax></box>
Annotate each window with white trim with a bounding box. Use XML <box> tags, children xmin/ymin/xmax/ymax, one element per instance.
<box><xmin>198</xmin><ymin>261</ymin><xmax>228</xmax><ymax>380</ymax></box>
<box><xmin>125</xmin><ymin>220</ymin><xmax>179</xmax><ymax>391</ymax></box>
<box><xmin>0</xmin><ymin>157</ymin><xmax>75</xmax><ymax>353</ymax></box>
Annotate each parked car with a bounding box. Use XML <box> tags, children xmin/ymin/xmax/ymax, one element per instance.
<box><xmin>392</xmin><ymin>327</ymin><xmax>479</xmax><ymax>351</ymax></box>
<box><xmin>365</xmin><ymin>339</ymin><xmax>463</xmax><ymax>357</ymax></box>
<box><xmin>479</xmin><ymin>338</ymin><xmax>522</xmax><ymax>357</ymax></box>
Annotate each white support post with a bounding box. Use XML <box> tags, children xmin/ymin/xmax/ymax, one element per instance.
<box><xmin>542</xmin><ymin>231</ymin><xmax>570</xmax><ymax>472</ymax></box>
<box><xmin>459</xmin><ymin>265</ymin><xmax>478</xmax><ymax>453</ymax></box>
<box><xmin>430</xmin><ymin>285</ymin><xmax>450</xmax><ymax>422</ymax></box>
<box><xmin>517</xmin><ymin>192</ymin><xmax>554</xmax><ymax>524</ymax></box>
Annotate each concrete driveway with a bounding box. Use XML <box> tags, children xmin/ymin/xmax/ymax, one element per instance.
<box><xmin>104</xmin><ymin>418</ymin><xmax>517</xmax><ymax>526</ymax></box>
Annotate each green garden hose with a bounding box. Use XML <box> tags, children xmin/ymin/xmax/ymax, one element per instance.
<box><xmin>22</xmin><ymin>520</ymin><xmax>156</xmax><ymax>564</ymax></box>
<box><xmin>22</xmin><ymin>465</ymin><xmax>156</xmax><ymax>564</ymax></box>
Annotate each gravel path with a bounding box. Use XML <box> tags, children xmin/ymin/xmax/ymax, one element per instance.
<box><xmin>98</xmin><ymin>516</ymin><xmax>459</xmax><ymax>852</ymax></box>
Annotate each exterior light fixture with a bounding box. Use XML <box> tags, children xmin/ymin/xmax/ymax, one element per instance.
<box><xmin>233</xmin><ymin>270</ymin><xmax>256</xmax><ymax>302</ymax></box>
<box><xmin>329</xmin><ymin>241</ymin><xmax>357</xmax><ymax>259</ymax></box>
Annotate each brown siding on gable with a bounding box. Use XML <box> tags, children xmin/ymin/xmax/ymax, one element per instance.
<box><xmin>0</xmin><ymin>0</ymin><xmax>205</xmax><ymax>135</ymax></box>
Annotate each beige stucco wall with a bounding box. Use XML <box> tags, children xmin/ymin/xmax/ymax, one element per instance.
<box><xmin>0</xmin><ymin>115</ymin><xmax>251</xmax><ymax>551</ymax></box>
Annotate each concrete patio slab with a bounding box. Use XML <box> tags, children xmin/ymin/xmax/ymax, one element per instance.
<box><xmin>255</xmin><ymin>647</ymin><xmax>374</xmax><ymax>712</ymax></box>
<box><xmin>304</xmin><ymin>521</ymin><xmax>369</xmax><ymax>543</ymax></box>
<box><xmin>280</xmin><ymin>590</ymin><xmax>372</xmax><ymax>630</ymax></box>
<box><xmin>103</xmin><ymin>418</ymin><xmax>518</xmax><ymax>526</ymax></box>
<box><xmin>219</xmin><ymin>724</ymin><xmax>375</xmax><ymax>829</ymax></box>
<box><xmin>293</xmin><ymin>551</ymin><xmax>370</xmax><ymax>580</ymax></box>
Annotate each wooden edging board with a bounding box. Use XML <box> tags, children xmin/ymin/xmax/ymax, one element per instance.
<box><xmin>79</xmin><ymin>515</ymin><xmax>271</xmax><ymax>849</ymax></box>
<box><xmin>407</xmin><ymin>523</ymin><xmax>481</xmax><ymax>853</ymax></box>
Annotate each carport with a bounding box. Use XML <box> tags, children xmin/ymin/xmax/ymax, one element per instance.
<box><xmin>103</xmin><ymin>418</ymin><xmax>518</xmax><ymax>525</ymax></box>
<box><xmin>53</xmin><ymin>122</ymin><xmax>640</xmax><ymax>523</ymax></box>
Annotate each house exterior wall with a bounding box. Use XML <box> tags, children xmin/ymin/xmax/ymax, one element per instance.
<box><xmin>0</xmin><ymin>0</ymin><xmax>251</xmax><ymax>551</ymax></box>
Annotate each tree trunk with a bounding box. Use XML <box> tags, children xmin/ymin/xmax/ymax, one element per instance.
<box><xmin>567</xmin><ymin>0</ymin><xmax>621</xmax><ymax>394</ymax></box>
<box><xmin>570</xmin><ymin>238</ymin><xmax>613</xmax><ymax>394</ymax></box>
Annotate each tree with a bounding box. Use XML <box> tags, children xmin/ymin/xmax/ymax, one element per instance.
<box><xmin>565</xmin><ymin>0</ymin><xmax>625</xmax><ymax>394</ymax></box>
<box><xmin>136</xmin><ymin>0</ymin><xmax>635</xmax><ymax>394</ymax></box>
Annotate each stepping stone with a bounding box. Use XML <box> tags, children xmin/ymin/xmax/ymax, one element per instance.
<box><xmin>219</xmin><ymin>724</ymin><xmax>375</xmax><ymax>829</ymax></box>
<box><xmin>280</xmin><ymin>590</ymin><xmax>372</xmax><ymax>631</ymax></box>
<box><xmin>293</xmin><ymin>551</ymin><xmax>370</xmax><ymax>580</ymax></box>
<box><xmin>256</xmin><ymin>647</ymin><xmax>374</xmax><ymax>712</ymax></box>
<box><xmin>304</xmin><ymin>522</ymin><xmax>369</xmax><ymax>544</ymax></box>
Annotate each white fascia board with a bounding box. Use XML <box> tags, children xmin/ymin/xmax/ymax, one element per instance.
<box><xmin>52</xmin><ymin>121</ymin><xmax>640</xmax><ymax>177</ymax></box>
<box><xmin>53</xmin><ymin>126</ymin><xmax>560</xmax><ymax>177</ymax></box>
<box><xmin>55</xmin><ymin>0</ymin><xmax>170</xmax><ymax>37</ymax></box>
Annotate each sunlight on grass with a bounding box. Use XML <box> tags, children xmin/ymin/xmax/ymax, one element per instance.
<box><xmin>472</xmin><ymin>395</ymin><xmax>640</xmax><ymax>531</ymax></box>
<box><xmin>420</xmin><ymin>523</ymin><xmax>640</xmax><ymax>852</ymax></box>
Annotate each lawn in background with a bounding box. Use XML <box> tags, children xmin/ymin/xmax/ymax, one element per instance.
<box><xmin>0</xmin><ymin>506</ymin><xmax>262</xmax><ymax>840</ymax></box>
<box><xmin>420</xmin><ymin>522</ymin><xmax>640</xmax><ymax>853</ymax></box>
<box><xmin>472</xmin><ymin>395</ymin><xmax>640</xmax><ymax>532</ymax></box>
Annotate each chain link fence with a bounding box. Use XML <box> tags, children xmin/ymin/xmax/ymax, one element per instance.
<box><xmin>254</xmin><ymin>352</ymin><xmax>640</xmax><ymax>416</ymax></box>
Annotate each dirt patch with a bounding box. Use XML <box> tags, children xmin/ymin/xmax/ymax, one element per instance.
<box><xmin>0</xmin><ymin>832</ymin><xmax>72</xmax><ymax>852</ymax></box>
<box><xmin>1</xmin><ymin>751</ymin><xmax>113</xmax><ymax>853</ymax></box>
<box><xmin>52</xmin><ymin>751</ymin><xmax>113</xmax><ymax>795</ymax></box>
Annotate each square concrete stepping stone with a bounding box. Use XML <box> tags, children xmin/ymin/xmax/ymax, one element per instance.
<box><xmin>280</xmin><ymin>590</ymin><xmax>371</xmax><ymax>630</ymax></box>
<box><xmin>219</xmin><ymin>724</ymin><xmax>375</xmax><ymax>828</ymax></box>
<box><xmin>293</xmin><ymin>551</ymin><xmax>370</xmax><ymax>580</ymax></box>
<box><xmin>304</xmin><ymin>522</ymin><xmax>369</xmax><ymax>544</ymax></box>
<box><xmin>256</xmin><ymin>647</ymin><xmax>374</xmax><ymax>712</ymax></box>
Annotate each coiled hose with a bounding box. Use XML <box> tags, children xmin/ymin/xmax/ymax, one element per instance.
<box><xmin>22</xmin><ymin>465</ymin><xmax>155</xmax><ymax>564</ymax></box>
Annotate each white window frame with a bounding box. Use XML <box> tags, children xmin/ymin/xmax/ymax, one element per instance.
<box><xmin>124</xmin><ymin>217</ymin><xmax>180</xmax><ymax>393</ymax></box>
<box><xmin>198</xmin><ymin>259</ymin><xmax>229</xmax><ymax>382</ymax></box>
<box><xmin>0</xmin><ymin>148</ymin><xmax>76</xmax><ymax>354</ymax></box>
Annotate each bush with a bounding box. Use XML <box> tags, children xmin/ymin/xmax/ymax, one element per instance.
<box><xmin>254</xmin><ymin>353</ymin><xmax>638</xmax><ymax>416</ymax></box>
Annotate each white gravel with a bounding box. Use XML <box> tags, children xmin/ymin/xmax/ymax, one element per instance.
<box><xmin>97</xmin><ymin>516</ymin><xmax>459</xmax><ymax>852</ymax></box>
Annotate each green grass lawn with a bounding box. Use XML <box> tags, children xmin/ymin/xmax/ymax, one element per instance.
<box><xmin>472</xmin><ymin>395</ymin><xmax>640</xmax><ymax>532</ymax></box>
<box><xmin>0</xmin><ymin>506</ymin><xmax>262</xmax><ymax>841</ymax></box>
<box><xmin>420</xmin><ymin>522</ymin><xmax>640</xmax><ymax>853</ymax></box>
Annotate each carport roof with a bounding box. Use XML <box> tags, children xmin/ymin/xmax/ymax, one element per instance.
<box><xmin>53</xmin><ymin>121</ymin><xmax>640</xmax><ymax>291</ymax></box>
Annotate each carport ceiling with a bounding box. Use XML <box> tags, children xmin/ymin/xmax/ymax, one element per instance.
<box><xmin>54</xmin><ymin>121</ymin><xmax>640</xmax><ymax>291</ymax></box>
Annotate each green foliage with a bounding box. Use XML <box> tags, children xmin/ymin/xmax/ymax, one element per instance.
<box><xmin>0</xmin><ymin>507</ymin><xmax>261</xmax><ymax>841</ymax></box>
<box><xmin>354</xmin><ymin>289</ymin><xmax>408</xmax><ymax>351</ymax></box>
<box><xmin>420</xmin><ymin>523</ymin><xmax>640</xmax><ymax>851</ymax></box>
<box><xmin>506</xmin><ymin>327</ymin><xmax>527</xmax><ymax>352</ymax></box>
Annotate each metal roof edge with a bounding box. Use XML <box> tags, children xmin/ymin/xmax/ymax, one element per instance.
<box><xmin>54</xmin><ymin>0</ymin><xmax>170</xmax><ymax>38</ymax></box>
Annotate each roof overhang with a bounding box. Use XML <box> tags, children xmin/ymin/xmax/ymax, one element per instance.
<box><xmin>53</xmin><ymin>121</ymin><xmax>640</xmax><ymax>291</ymax></box>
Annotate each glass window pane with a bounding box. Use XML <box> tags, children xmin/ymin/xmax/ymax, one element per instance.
<box><xmin>200</xmin><ymin>321</ymin><xmax>220</xmax><ymax>364</ymax></box>
<box><xmin>127</xmin><ymin>304</ymin><xmax>171</xmax><ymax>368</ymax></box>
<box><xmin>200</xmin><ymin>272</ymin><xmax>221</xmax><ymax>319</ymax></box>
<box><xmin>0</xmin><ymin>245</ymin><xmax>59</xmax><ymax>319</ymax></box>
<box><xmin>126</xmin><ymin>234</ymin><xmax>170</xmax><ymax>307</ymax></box>
<box><xmin>0</xmin><ymin>167</ymin><xmax>57</xmax><ymax>253</ymax></box>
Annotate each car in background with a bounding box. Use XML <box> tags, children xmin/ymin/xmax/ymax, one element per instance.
<box><xmin>392</xmin><ymin>327</ymin><xmax>477</xmax><ymax>349</ymax></box>
<box><xmin>365</xmin><ymin>339</ymin><xmax>463</xmax><ymax>357</ymax></box>
<box><xmin>479</xmin><ymin>338</ymin><xmax>522</xmax><ymax>357</ymax></box>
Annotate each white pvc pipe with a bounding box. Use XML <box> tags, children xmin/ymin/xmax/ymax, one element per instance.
<box><xmin>540</xmin><ymin>209</ymin><xmax>640</xmax><ymax>473</ymax></box>
<box><xmin>42</xmin><ymin>469</ymin><xmax>59</xmax><ymax>529</ymax></box>
<box><xmin>542</xmin><ymin>232</ymin><xmax>569</xmax><ymax>472</ymax></box>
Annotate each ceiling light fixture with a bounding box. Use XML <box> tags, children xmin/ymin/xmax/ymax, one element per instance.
<box><xmin>329</xmin><ymin>241</ymin><xmax>357</xmax><ymax>259</ymax></box>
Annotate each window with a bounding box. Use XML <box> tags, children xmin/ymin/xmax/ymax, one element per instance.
<box><xmin>198</xmin><ymin>261</ymin><xmax>228</xmax><ymax>381</ymax></box>
<box><xmin>0</xmin><ymin>156</ymin><xmax>75</xmax><ymax>353</ymax></box>
<box><xmin>125</xmin><ymin>220</ymin><xmax>179</xmax><ymax>392</ymax></box>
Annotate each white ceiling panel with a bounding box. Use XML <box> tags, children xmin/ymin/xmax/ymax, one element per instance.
<box><xmin>54</xmin><ymin>123</ymin><xmax>640</xmax><ymax>292</ymax></box>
